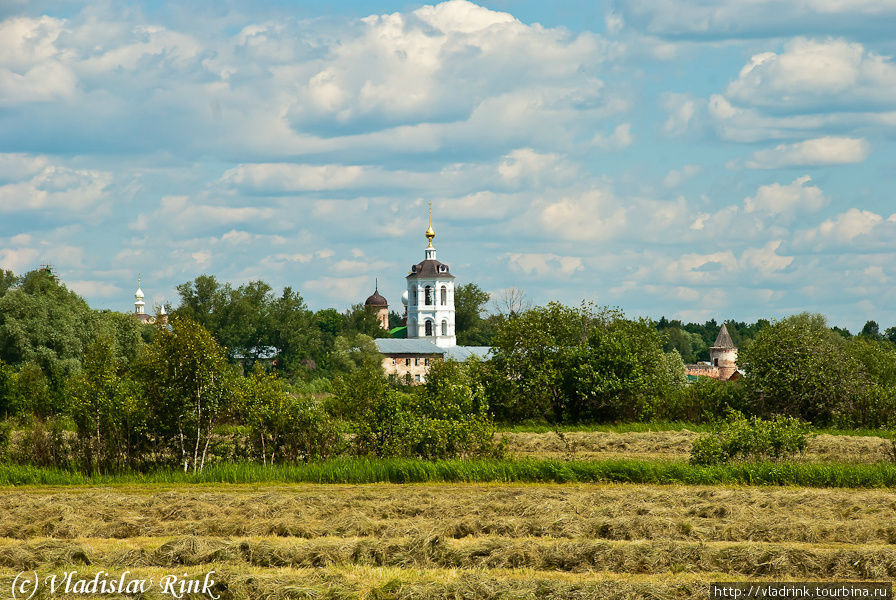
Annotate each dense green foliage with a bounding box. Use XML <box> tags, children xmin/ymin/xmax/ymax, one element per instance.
<box><xmin>454</xmin><ymin>282</ymin><xmax>496</xmax><ymax>345</ymax></box>
<box><xmin>241</xmin><ymin>365</ymin><xmax>342</xmax><ymax>464</ymax></box>
<box><xmin>140</xmin><ymin>316</ymin><xmax>238</xmax><ymax>472</ymax></box>
<box><xmin>740</xmin><ymin>313</ymin><xmax>896</xmax><ymax>427</ymax></box>
<box><xmin>0</xmin><ymin>269</ymin><xmax>95</xmax><ymax>414</ymax></box>
<box><xmin>690</xmin><ymin>411</ymin><xmax>812</xmax><ymax>465</ymax></box>
<box><xmin>488</xmin><ymin>303</ymin><xmax>687</xmax><ymax>423</ymax></box>
<box><xmin>333</xmin><ymin>361</ymin><xmax>504</xmax><ymax>460</ymax></box>
<box><xmin>173</xmin><ymin>275</ymin><xmax>387</xmax><ymax>376</ymax></box>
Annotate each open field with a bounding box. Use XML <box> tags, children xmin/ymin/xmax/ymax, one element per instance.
<box><xmin>504</xmin><ymin>430</ymin><xmax>895</xmax><ymax>463</ymax></box>
<box><xmin>1</xmin><ymin>484</ymin><xmax>895</xmax><ymax>599</ymax></box>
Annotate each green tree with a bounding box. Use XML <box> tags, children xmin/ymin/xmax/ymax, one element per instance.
<box><xmin>690</xmin><ymin>410</ymin><xmax>812</xmax><ymax>465</ymax></box>
<box><xmin>175</xmin><ymin>276</ymin><xmax>321</xmax><ymax>376</ymax></box>
<box><xmin>11</xmin><ymin>361</ymin><xmax>52</xmax><ymax>417</ymax></box>
<box><xmin>94</xmin><ymin>310</ymin><xmax>146</xmax><ymax>366</ymax></box>
<box><xmin>0</xmin><ymin>269</ymin><xmax>94</xmax><ymax>401</ymax></box>
<box><xmin>329</xmin><ymin>333</ymin><xmax>382</xmax><ymax>375</ymax></box>
<box><xmin>217</xmin><ymin>280</ymin><xmax>276</xmax><ymax>362</ymax></box>
<box><xmin>846</xmin><ymin>337</ymin><xmax>896</xmax><ymax>388</ymax></box>
<box><xmin>885</xmin><ymin>326</ymin><xmax>896</xmax><ymax>345</ymax></box>
<box><xmin>0</xmin><ymin>359</ymin><xmax>14</xmax><ymax>418</ymax></box>
<box><xmin>268</xmin><ymin>287</ymin><xmax>319</xmax><ymax>373</ymax></box>
<box><xmin>0</xmin><ymin>270</ymin><xmax>17</xmax><ymax>297</ymax></box>
<box><xmin>860</xmin><ymin>320</ymin><xmax>882</xmax><ymax>340</ymax></box>
<box><xmin>345</xmin><ymin>303</ymin><xmax>388</xmax><ymax>338</ymax></box>
<box><xmin>740</xmin><ymin>313</ymin><xmax>868</xmax><ymax>424</ymax></box>
<box><xmin>67</xmin><ymin>334</ymin><xmax>146</xmax><ymax>473</ymax></box>
<box><xmin>489</xmin><ymin>302</ymin><xmax>592</xmax><ymax>422</ymax></box>
<box><xmin>242</xmin><ymin>365</ymin><xmax>340</xmax><ymax>464</ymax></box>
<box><xmin>139</xmin><ymin>317</ymin><xmax>237</xmax><ymax>472</ymax></box>
<box><xmin>573</xmin><ymin>315</ymin><xmax>681</xmax><ymax>422</ymax></box>
<box><xmin>335</xmin><ymin>362</ymin><xmax>502</xmax><ymax>459</ymax></box>
<box><xmin>173</xmin><ymin>274</ymin><xmax>228</xmax><ymax>333</ymax></box>
<box><xmin>660</xmin><ymin>327</ymin><xmax>706</xmax><ymax>364</ymax></box>
<box><xmin>455</xmin><ymin>283</ymin><xmax>493</xmax><ymax>345</ymax></box>
<box><xmin>311</xmin><ymin>308</ymin><xmax>347</xmax><ymax>371</ymax></box>
<box><xmin>334</xmin><ymin>366</ymin><xmax>408</xmax><ymax>456</ymax></box>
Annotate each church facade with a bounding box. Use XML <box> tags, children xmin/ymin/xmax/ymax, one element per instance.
<box><xmin>368</xmin><ymin>210</ymin><xmax>488</xmax><ymax>383</ymax></box>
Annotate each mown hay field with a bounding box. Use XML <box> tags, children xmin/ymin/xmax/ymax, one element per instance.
<box><xmin>503</xmin><ymin>430</ymin><xmax>894</xmax><ymax>463</ymax></box>
<box><xmin>1</xmin><ymin>483</ymin><xmax>895</xmax><ymax>599</ymax></box>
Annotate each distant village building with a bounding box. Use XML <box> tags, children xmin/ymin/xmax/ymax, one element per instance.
<box><xmin>133</xmin><ymin>278</ymin><xmax>153</xmax><ymax>324</ymax></box>
<box><xmin>369</xmin><ymin>207</ymin><xmax>489</xmax><ymax>383</ymax></box>
<box><xmin>132</xmin><ymin>278</ymin><xmax>166</xmax><ymax>325</ymax></box>
<box><xmin>684</xmin><ymin>324</ymin><xmax>740</xmax><ymax>381</ymax></box>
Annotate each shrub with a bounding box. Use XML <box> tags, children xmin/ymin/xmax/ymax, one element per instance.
<box><xmin>336</xmin><ymin>362</ymin><xmax>505</xmax><ymax>460</ymax></box>
<box><xmin>242</xmin><ymin>365</ymin><xmax>342</xmax><ymax>464</ymax></box>
<box><xmin>690</xmin><ymin>410</ymin><xmax>812</xmax><ymax>465</ymax></box>
<box><xmin>659</xmin><ymin>377</ymin><xmax>748</xmax><ymax>423</ymax></box>
<box><xmin>6</xmin><ymin>415</ymin><xmax>74</xmax><ymax>469</ymax></box>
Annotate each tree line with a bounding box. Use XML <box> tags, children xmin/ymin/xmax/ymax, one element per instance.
<box><xmin>1</xmin><ymin>268</ymin><xmax>895</xmax><ymax>474</ymax></box>
<box><xmin>0</xmin><ymin>269</ymin><xmax>503</xmax><ymax>473</ymax></box>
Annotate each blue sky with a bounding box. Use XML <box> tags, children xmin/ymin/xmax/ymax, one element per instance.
<box><xmin>1</xmin><ymin>0</ymin><xmax>895</xmax><ymax>331</ymax></box>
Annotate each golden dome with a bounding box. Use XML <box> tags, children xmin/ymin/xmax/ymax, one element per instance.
<box><xmin>425</xmin><ymin>201</ymin><xmax>435</xmax><ymax>248</ymax></box>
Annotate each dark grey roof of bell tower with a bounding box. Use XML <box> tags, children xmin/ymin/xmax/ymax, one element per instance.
<box><xmin>406</xmin><ymin>259</ymin><xmax>455</xmax><ymax>279</ymax></box>
<box><xmin>712</xmin><ymin>324</ymin><xmax>736</xmax><ymax>349</ymax></box>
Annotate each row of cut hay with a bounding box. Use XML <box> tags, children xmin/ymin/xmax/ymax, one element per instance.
<box><xmin>3</xmin><ymin>484</ymin><xmax>896</xmax><ymax>545</ymax></box>
<box><xmin>504</xmin><ymin>431</ymin><xmax>894</xmax><ymax>463</ymax></box>
<box><xmin>0</xmin><ymin>565</ymin><xmax>790</xmax><ymax>600</ymax></box>
<box><xmin>2</xmin><ymin>458</ymin><xmax>896</xmax><ymax>487</ymax></box>
<box><xmin>3</xmin><ymin>535</ymin><xmax>896</xmax><ymax>579</ymax></box>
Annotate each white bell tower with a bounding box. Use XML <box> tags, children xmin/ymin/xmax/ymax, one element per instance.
<box><xmin>134</xmin><ymin>277</ymin><xmax>146</xmax><ymax>316</ymax></box>
<box><xmin>406</xmin><ymin>203</ymin><xmax>456</xmax><ymax>348</ymax></box>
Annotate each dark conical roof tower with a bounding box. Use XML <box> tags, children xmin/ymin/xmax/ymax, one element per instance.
<box><xmin>712</xmin><ymin>324</ymin><xmax>735</xmax><ymax>349</ymax></box>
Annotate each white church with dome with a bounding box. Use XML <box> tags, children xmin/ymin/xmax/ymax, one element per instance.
<box><xmin>370</xmin><ymin>208</ymin><xmax>490</xmax><ymax>383</ymax></box>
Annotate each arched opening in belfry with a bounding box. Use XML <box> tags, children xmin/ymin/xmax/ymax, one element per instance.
<box><xmin>425</xmin><ymin>320</ymin><xmax>433</xmax><ymax>336</ymax></box>
<box><xmin>424</xmin><ymin>285</ymin><xmax>432</xmax><ymax>305</ymax></box>
<box><xmin>441</xmin><ymin>320</ymin><xmax>447</xmax><ymax>336</ymax></box>
<box><xmin>440</xmin><ymin>286</ymin><xmax>447</xmax><ymax>305</ymax></box>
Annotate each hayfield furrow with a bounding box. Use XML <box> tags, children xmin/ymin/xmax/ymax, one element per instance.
<box><xmin>1</xmin><ymin>536</ymin><xmax>896</xmax><ymax>579</ymax></box>
<box><xmin>2</xmin><ymin>484</ymin><xmax>895</xmax><ymax>545</ymax></box>
<box><xmin>0</xmin><ymin>566</ymin><xmax>825</xmax><ymax>600</ymax></box>
<box><xmin>2</xmin><ymin>483</ymin><xmax>894</xmax><ymax>599</ymax></box>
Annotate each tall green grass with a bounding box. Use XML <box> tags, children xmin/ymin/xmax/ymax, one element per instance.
<box><xmin>1</xmin><ymin>458</ymin><xmax>896</xmax><ymax>488</ymax></box>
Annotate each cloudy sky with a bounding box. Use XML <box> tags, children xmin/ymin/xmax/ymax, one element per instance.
<box><xmin>2</xmin><ymin>0</ymin><xmax>895</xmax><ymax>330</ymax></box>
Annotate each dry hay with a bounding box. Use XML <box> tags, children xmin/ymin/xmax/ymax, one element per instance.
<box><xmin>1</xmin><ymin>483</ymin><xmax>894</xmax><ymax>599</ymax></box>
<box><xmin>504</xmin><ymin>430</ymin><xmax>893</xmax><ymax>463</ymax></box>
<box><xmin>1</xmin><ymin>485</ymin><xmax>895</xmax><ymax>546</ymax></box>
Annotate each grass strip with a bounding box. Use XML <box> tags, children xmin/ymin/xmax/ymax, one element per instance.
<box><xmin>1</xmin><ymin>458</ymin><xmax>896</xmax><ymax>487</ymax></box>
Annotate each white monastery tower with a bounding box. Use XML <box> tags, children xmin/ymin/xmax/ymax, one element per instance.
<box><xmin>134</xmin><ymin>277</ymin><xmax>146</xmax><ymax>315</ymax></box>
<box><xmin>406</xmin><ymin>205</ymin><xmax>456</xmax><ymax>348</ymax></box>
<box><xmin>134</xmin><ymin>277</ymin><xmax>153</xmax><ymax>324</ymax></box>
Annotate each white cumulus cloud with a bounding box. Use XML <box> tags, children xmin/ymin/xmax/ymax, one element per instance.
<box><xmin>743</xmin><ymin>175</ymin><xmax>826</xmax><ymax>218</ymax></box>
<box><xmin>746</xmin><ymin>136</ymin><xmax>870</xmax><ymax>168</ymax></box>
